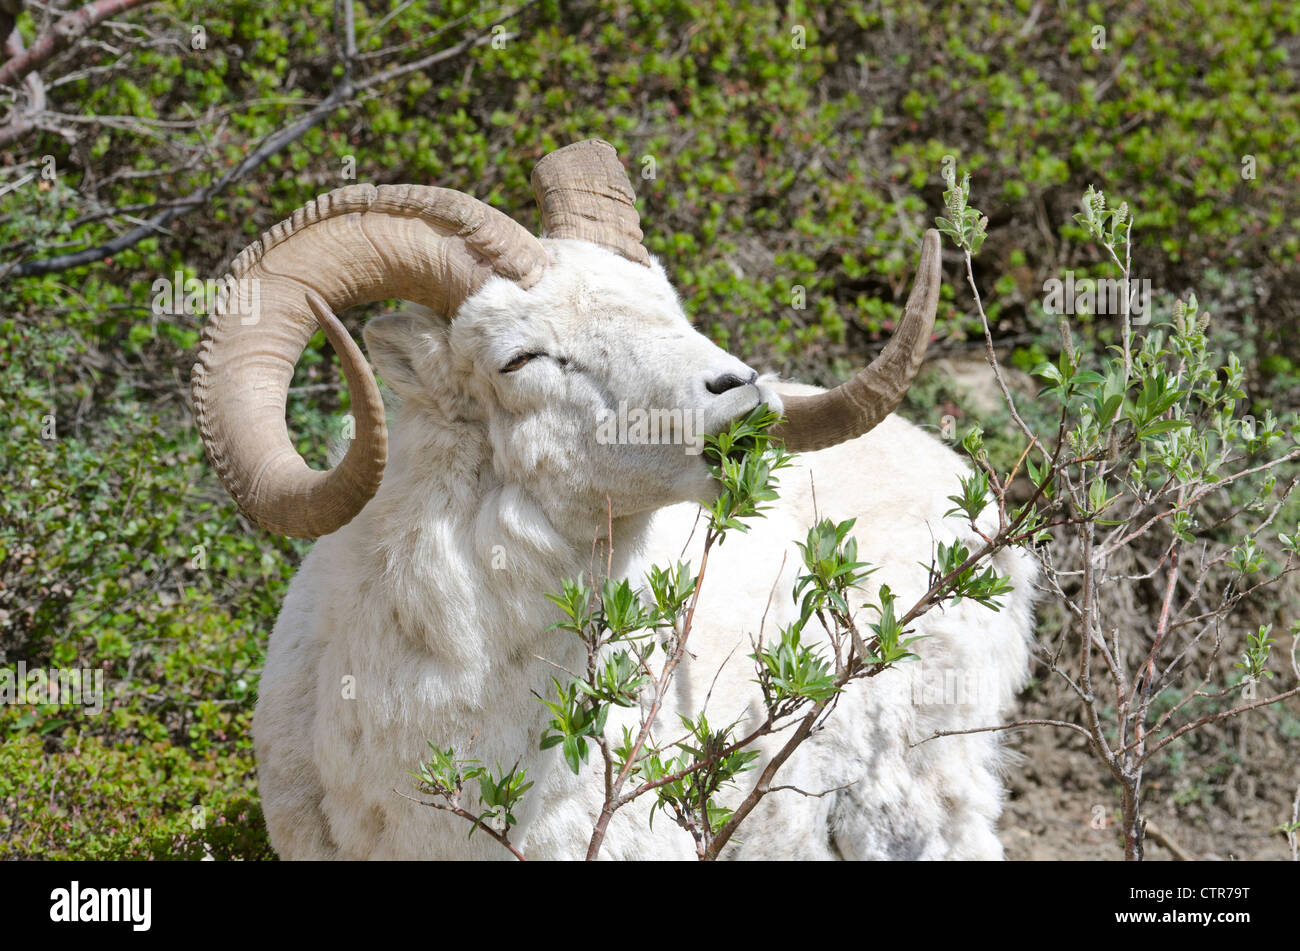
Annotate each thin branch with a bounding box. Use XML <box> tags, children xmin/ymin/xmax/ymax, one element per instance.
<box><xmin>1288</xmin><ymin>783</ymin><xmax>1299</xmax><ymax>862</ymax></box>
<box><xmin>7</xmin><ymin>74</ymin><xmax>355</xmax><ymax>277</ymax></box>
<box><xmin>912</xmin><ymin>717</ymin><xmax>1095</xmax><ymax>746</ymax></box>
<box><xmin>0</xmin><ymin>0</ymin><xmax>154</xmax><ymax>88</ymax></box>
<box><xmin>963</xmin><ymin>249</ymin><xmax>1036</xmax><ymax>444</ymax></box>
<box><xmin>1144</xmin><ymin>685</ymin><xmax>1300</xmax><ymax>757</ymax></box>
<box><xmin>0</xmin><ymin>2</ymin><xmax>47</xmax><ymax>149</ymax></box>
<box><xmin>1135</xmin><ymin>542</ymin><xmax>1180</xmax><ymax>708</ymax></box>
<box><xmin>5</xmin><ymin>0</ymin><xmax>537</xmax><ymax>278</ymax></box>
<box><xmin>394</xmin><ymin>789</ymin><xmax>526</xmax><ymax>861</ymax></box>
<box><xmin>1144</xmin><ymin>819</ymin><xmax>1195</xmax><ymax>861</ymax></box>
<box><xmin>585</xmin><ymin>528</ymin><xmax>716</xmax><ymax>860</ymax></box>
<box><xmin>1093</xmin><ymin>447</ymin><xmax>1300</xmax><ymax>562</ymax></box>
<box><xmin>704</xmin><ymin>703</ymin><xmax>821</xmax><ymax>858</ymax></box>
<box><xmin>767</xmin><ymin>779</ymin><xmax>858</xmax><ymax>799</ymax></box>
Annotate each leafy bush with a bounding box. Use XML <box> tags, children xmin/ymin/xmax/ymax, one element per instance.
<box><xmin>937</xmin><ymin>173</ymin><xmax>1300</xmax><ymax>859</ymax></box>
<box><xmin>3</xmin><ymin>0</ymin><xmax>1297</xmax><ymax>858</ymax></box>
<box><xmin>0</xmin><ymin>276</ymin><xmax>287</xmax><ymax>859</ymax></box>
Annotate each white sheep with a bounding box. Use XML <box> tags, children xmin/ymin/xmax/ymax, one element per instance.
<box><xmin>192</xmin><ymin>140</ymin><xmax>1036</xmax><ymax>859</ymax></box>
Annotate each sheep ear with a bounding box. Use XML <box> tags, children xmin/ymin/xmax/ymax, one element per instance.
<box><xmin>363</xmin><ymin>311</ymin><xmax>435</xmax><ymax>398</ymax></box>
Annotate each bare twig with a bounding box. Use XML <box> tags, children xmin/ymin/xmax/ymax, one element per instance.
<box><xmin>912</xmin><ymin>717</ymin><xmax>1095</xmax><ymax>746</ymax></box>
<box><xmin>963</xmin><ymin>250</ymin><xmax>1036</xmax><ymax>444</ymax></box>
<box><xmin>0</xmin><ymin>0</ymin><xmax>155</xmax><ymax>88</ymax></box>
<box><xmin>1144</xmin><ymin>819</ymin><xmax>1195</xmax><ymax>861</ymax></box>
<box><xmin>5</xmin><ymin>0</ymin><xmax>537</xmax><ymax>278</ymax></box>
<box><xmin>394</xmin><ymin>789</ymin><xmax>526</xmax><ymax>861</ymax></box>
<box><xmin>1288</xmin><ymin>784</ymin><xmax>1299</xmax><ymax>862</ymax></box>
<box><xmin>1145</xmin><ymin>685</ymin><xmax>1300</xmax><ymax>757</ymax></box>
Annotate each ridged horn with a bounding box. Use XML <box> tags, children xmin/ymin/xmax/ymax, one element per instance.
<box><xmin>774</xmin><ymin>229</ymin><xmax>942</xmax><ymax>452</ymax></box>
<box><xmin>191</xmin><ymin>183</ymin><xmax>549</xmax><ymax>538</ymax></box>
<box><xmin>531</xmin><ymin>139</ymin><xmax>650</xmax><ymax>267</ymax></box>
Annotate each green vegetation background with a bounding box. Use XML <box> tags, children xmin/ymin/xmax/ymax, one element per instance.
<box><xmin>2</xmin><ymin>0</ymin><xmax>1298</xmax><ymax>858</ymax></box>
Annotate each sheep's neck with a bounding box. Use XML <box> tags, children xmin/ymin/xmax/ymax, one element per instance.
<box><xmin>369</xmin><ymin>420</ymin><xmax>655</xmax><ymax>669</ymax></box>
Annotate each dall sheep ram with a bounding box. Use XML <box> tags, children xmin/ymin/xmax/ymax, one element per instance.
<box><xmin>192</xmin><ymin>140</ymin><xmax>1036</xmax><ymax>860</ymax></box>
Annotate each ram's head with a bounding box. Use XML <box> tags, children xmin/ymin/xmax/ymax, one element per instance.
<box><xmin>192</xmin><ymin>140</ymin><xmax>940</xmax><ymax>537</ymax></box>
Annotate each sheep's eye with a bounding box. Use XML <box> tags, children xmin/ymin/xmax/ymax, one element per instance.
<box><xmin>500</xmin><ymin>352</ymin><xmax>541</xmax><ymax>373</ymax></box>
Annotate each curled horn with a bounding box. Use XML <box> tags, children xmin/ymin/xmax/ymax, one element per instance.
<box><xmin>191</xmin><ymin>184</ymin><xmax>548</xmax><ymax>537</ymax></box>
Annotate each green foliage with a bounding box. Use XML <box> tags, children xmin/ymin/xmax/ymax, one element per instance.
<box><xmin>6</xmin><ymin>1</ymin><xmax>1300</xmax><ymax>377</ymax></box>
<box><xmin>415</xmin><ymin>745</ymin><xmax>481</xmax><ymax>801</ymax></box>
<box><xmin>753</xmin><ymin>623</ymin><xmax>839</xmax><ymax>705</ymax></box>
<box><xmin>928</xmin><ymin>540</ymin><xmax>1015</xmax><ymax>611</ymax></box>
<box><xmin>937</xmin><ymin>167</ymin><xmax>988</xmax><ymax>255</ymax></box>
<box><xmin>414</xmin><ymin>745</ymin><xmax>533</xmax><ymax>838</ymax></box>
<box><xmin>540</xmin><ymin>678</ymin><xmax>609</xmax><ymax>775</ymax></box>
<box><xmin>0</xmin><ymin>729</ymin><xmax>271</xmax><ymax>860</ymax></box>
<box><xmin>0</xmin><ymin>277</ymin><xmax>294</xmax><ymax>859</ymax></box>
<box><xmin>946</xmin><ymin>471</ymin><xmax>992</xmax><ymax>525</ymax></box>
<box><xmin>595</xmin><ymin>577</ymin><xmax>656</xmax><ymax>639</ymax></box>
<box><xmin>472</xmin><ymin>765</ymin><xmax>534</xmax><ymax>834</ymax></box>
<box><xmin>702</xmin><ymin>403</ymin><xmax>793</xmax><ymax>538</ymax></box>
<box><xmin>646</xmin><ymin>561</ymin><xmax>698</xmax><ymax>620</ymax></box>
<box><xmin>1235</xmin><ymin>626</ymin><xmax>1276</xmax><ymax>683</ymax></box>
<box><xmin>938</xmin><ymin>172</ymin><xmax>1300</xmax><ymax>857</ymax></box>
<box><xmin>545</xmin><ymin>577</ymin><xmax>595</xmax><ymax>638</ymax></box>
<box><xmin>792</xmin><ymin>517</ymin><xmax>874</xmax><ymax>626</ymax></box>
<box><xmin>631</xmin><ymin>714</ymin><xmax>760</xmax><ymax>834</ymax></box>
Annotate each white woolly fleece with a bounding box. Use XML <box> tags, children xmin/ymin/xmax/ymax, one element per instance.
<box><xmin>252</xmin><ymin>240</ymin><xmax>1036</xmax><ymax>860</ymax></box>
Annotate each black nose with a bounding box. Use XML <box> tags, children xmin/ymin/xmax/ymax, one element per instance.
<box><xmin>706</xmin><ymin>372</ymin><xmax>755</xmax><ymax>395</ymax></box>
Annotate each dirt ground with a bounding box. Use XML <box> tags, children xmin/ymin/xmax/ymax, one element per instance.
<box><xmin>998</xmin><ymin>697</ymin><xmax>1299</xmax><ymax>861</ymax></box>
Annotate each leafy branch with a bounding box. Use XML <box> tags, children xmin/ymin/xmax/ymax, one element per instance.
<box><xmin>924</xmin><ymin>168</ymin><xmax>1300</xmax><ymax>860</ymax></box>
